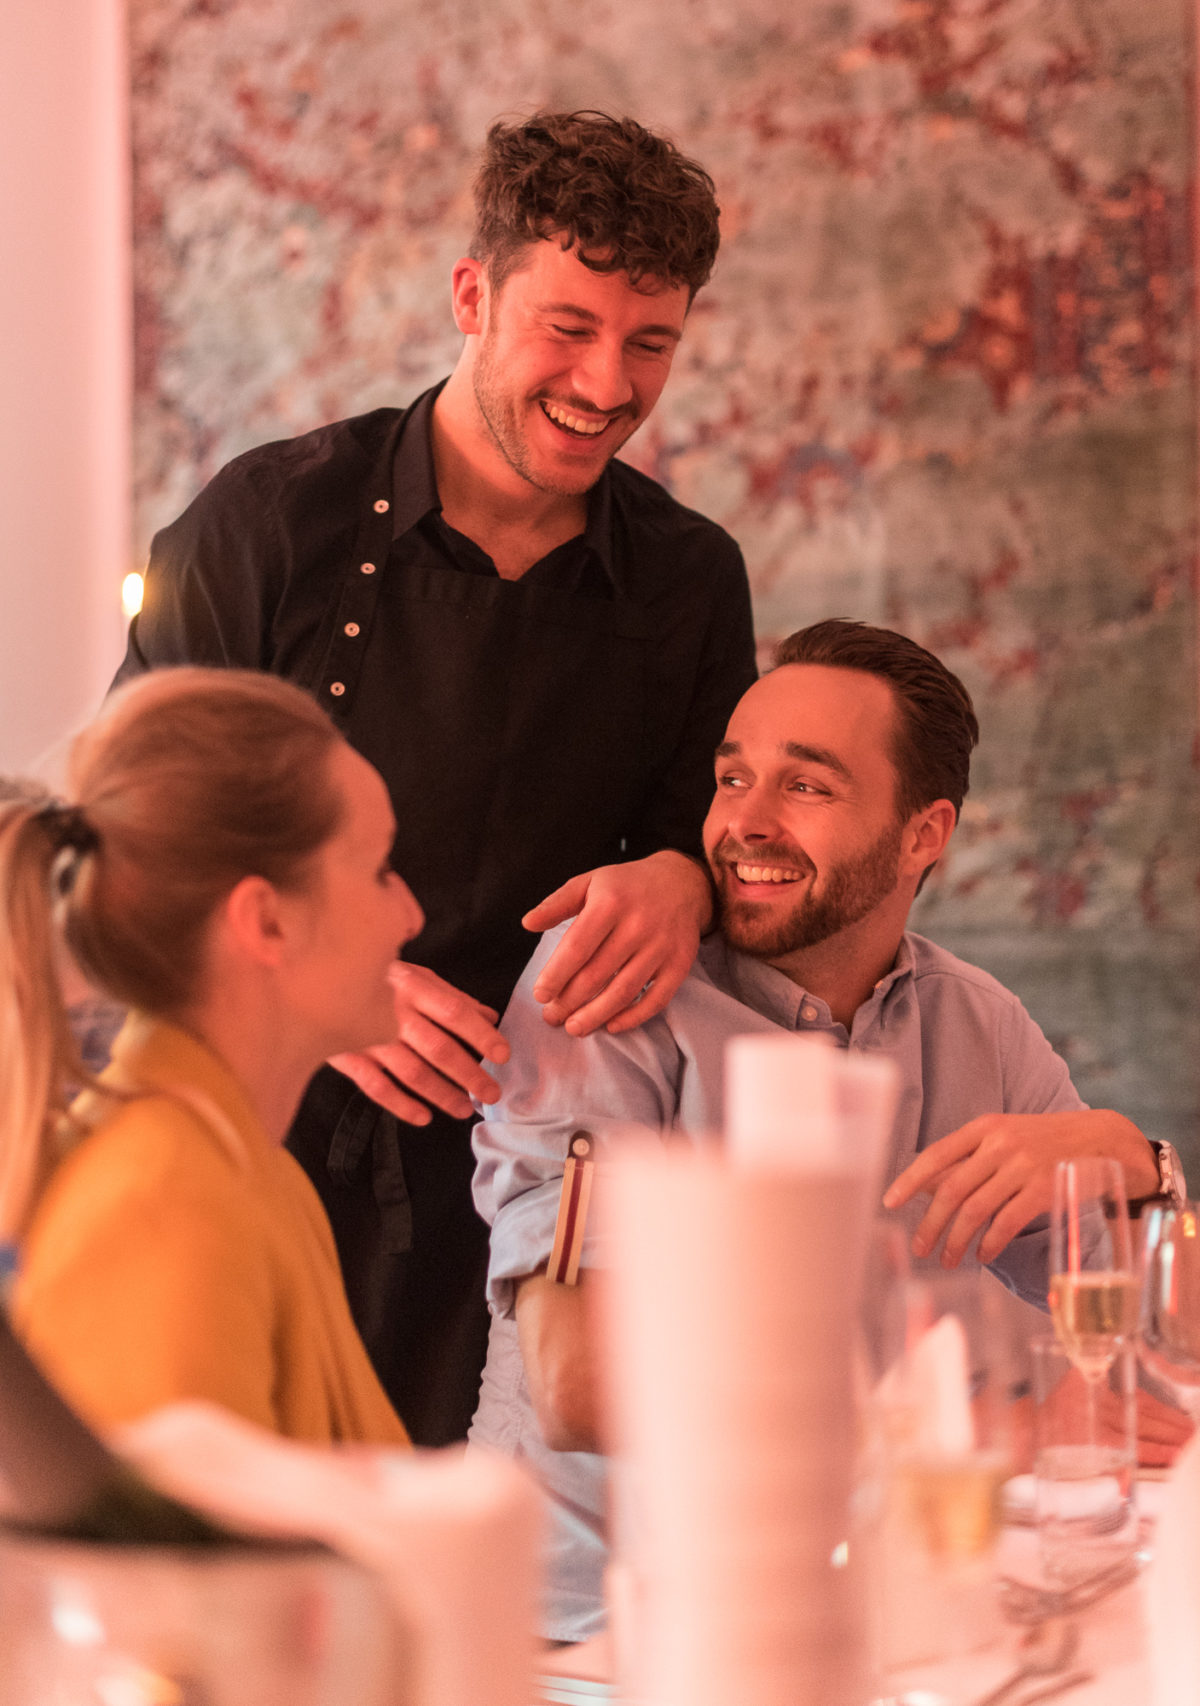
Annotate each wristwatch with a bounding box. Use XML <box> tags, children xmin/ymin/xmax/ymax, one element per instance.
<box><xmin>1128</xmin><ymin>1137</ymin><xmax>1188</xmax><ymax>1215</ymax></box>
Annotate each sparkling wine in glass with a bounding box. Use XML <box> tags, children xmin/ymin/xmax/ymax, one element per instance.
<box><xmin>1139</xmin><ymin>1202</ymin><xmax>1200</xmax><ymax>1421</ymax></box>
<box><xmin>1048</xmin><ymin>1158</ymin><xmax>1136</xmax><ymax>1445</ymax></box>
<box><xmin>870</xmin><ymin>1270</ymin><xmax>1015</xmax><ymax>1687</ymax></box>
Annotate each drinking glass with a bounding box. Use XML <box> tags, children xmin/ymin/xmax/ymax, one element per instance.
<box><xmin>889</xmin><ymin>1273</ymin><xmax>1014</xmax><ymax>1562</ymax></box>
<box><xmin>1048</xmin><ymin>1158</ymin><xmax>1137</xmax><ymax>1449</ymax></box>
<box><xmin>870</xmin><ymin>1270</ymin><xmax>1015</xmax><ymax>1675</ymax></box>
<box><xmin>1139</xmin><ymin>1202</ymin><xmax>1200</xmax><ymax>1420</ymax></box>
<box><xmin>1031</xmin><ymin>1333</ymin><xmax>1138</xmax><ymax>1582</ymax></box>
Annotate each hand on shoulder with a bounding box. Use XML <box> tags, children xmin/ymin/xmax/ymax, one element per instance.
<box><xmin>522</xmin><ymin>850</ymin><xmax>711</xmax><ymax>1036</ymax></box>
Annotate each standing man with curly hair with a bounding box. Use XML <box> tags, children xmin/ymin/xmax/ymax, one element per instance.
<box><xmin>115</xmin><ymin>112</ymin><xmax>756</xmax><ymax>1443</ymax></box>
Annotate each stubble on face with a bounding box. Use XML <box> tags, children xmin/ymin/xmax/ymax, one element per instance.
<box><xmin>712</xmin><ymin>818</ymin><xmax>905</xmax><ymax>961</ymax></box>
<box><xmin>470</xmin><ymin>318</ymin><xmax>639</xmax><ymax>498</ymax></box>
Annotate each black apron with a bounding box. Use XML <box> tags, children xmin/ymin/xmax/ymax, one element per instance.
<box><xmin>287</xmin><ymin>439</ymin><xmax>653</xmax><ymax>1444</ymax></box>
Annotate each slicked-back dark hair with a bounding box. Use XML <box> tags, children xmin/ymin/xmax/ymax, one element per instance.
<box><xmin>773</xmin><ymin>620</ymin><xmax>979</xmax><ymax>820</ymax></box>
<box><xmin>471</xmin><ymin>110</ymin><xmax>720</xmax><ymax>300</ymax></box>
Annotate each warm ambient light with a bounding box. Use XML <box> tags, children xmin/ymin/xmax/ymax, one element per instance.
<box><xmin>121</xmin><ymin>572</ymin><xmax>144</xmax><ymax>619</ymax></box>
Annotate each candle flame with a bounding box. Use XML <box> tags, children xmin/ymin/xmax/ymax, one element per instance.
<box><xmin>121</xmin><ymin>572</ymin><xmax>144</xmax><ymax>619</ymax></box>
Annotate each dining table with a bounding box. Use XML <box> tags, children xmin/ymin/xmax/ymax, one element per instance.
<box><xmin>537</xmin><ymin>1481</ymin><xmax>1168</xmax><ymax>1706</ymax></box>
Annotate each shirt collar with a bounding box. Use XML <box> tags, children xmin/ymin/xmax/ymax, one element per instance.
<box><xmin>580</xmin><ymin>471</ymin><xmax>617</xmax><ymax>588</ymax></box>
<box><xmin>706</xmin><ymin>935</ymin><xmax>812</xmax><ymax>1030</ymax></box>
<box><xmin>710</xmin><ymin>930</ymin><xmax>918</xmax><ymax>1032</ymax></box>
<box><xmin>391</xmin><ymin>385</ymin><xmax>444</xmax><ymax>539</ymax></box>
<box><xmin>870</xmin><ymin>933</ymin><xmax>916</xmax><ymax>1001</ymax></box>
<box><xmin>391</xmin><ymin>383</ymin><xmax>619</xmax><ymax>589</ymax></box>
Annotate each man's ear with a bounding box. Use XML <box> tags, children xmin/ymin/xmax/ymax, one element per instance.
<box><xmin>450</xmin><ymin>257</ymin><xmax>488</xmax><ymax>336</ymax></box>
<box><xmin>902</xmin><ymin>799</ymin><xmax>957</xmax><ymax>883</ymax></box>
<box><xmin>221</xmin><ymin>875</ymin><xmax>288</xmax><ymax>969</ymax></box>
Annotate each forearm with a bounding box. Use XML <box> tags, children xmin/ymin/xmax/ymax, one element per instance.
<box><xmin>514</xmin><ymin>1270</ymin><xmax>601</xmax><ymax>1454</ymax></box>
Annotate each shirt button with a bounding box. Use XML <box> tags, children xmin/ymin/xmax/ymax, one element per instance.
<box><xmin>373</xmin><ymin>499</ymin><xmax>389</xmax><ymax>513</ymax></box>
<box><xmin>344</xmin><ymin>622</ymin><xmax>360</xmax><ymax>637</ymax></box>
<box><xmin>801</xmin><ymin>1003</ymin><xmax>818</xmax><ymax>1022</ymax></box>
<box><xmin>330</xmin><ymin>681</ymin><xmax>346</xmax><ymax>697</ymax></box>
<box><xmin>360</xmin><ymin>561</ymin><xmax>376</xmax><ymax>575</ymax></box>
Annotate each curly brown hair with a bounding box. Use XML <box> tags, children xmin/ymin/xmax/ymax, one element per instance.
<box><xmin>773</xmin><ymin>619</ymin><xmax>980</xmax><ymax>821</ymax></box>
<box><xmin>471</xmin><ymin>110</ymin><xmax>721</xmax><ymax>300</ymax></box>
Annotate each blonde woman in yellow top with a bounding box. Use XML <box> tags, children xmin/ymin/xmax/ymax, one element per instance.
<box><xmin>0</xmin><ymin>668</ymin><xmax>418</xmax><ymax>1448</ymax></box>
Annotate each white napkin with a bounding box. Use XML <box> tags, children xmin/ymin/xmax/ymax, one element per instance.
<box><xmin>115</xmin><ymin>1402</ymin><xmax>542</xmax><ymax>1706</ymax></box>
<box><xmin>1144</xmin><ymin>1426</ymin><xmax>1200</xmax><ymax>1705</ymax></box>
<box><xmin>909</xmin><ymin>1313</ymin><xmax>974</xmax><ymax>1458</ymax></box>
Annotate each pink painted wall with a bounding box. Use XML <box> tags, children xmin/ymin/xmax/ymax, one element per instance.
<box><xmin>0</xmin><ymin>2</ymin><xmax>130</xmax><ymax>774</ymax></box>
<box><xmin>130</xmin><ymin>0</ymin><xmax>1199</xmax><ymax>1152</ymax></box>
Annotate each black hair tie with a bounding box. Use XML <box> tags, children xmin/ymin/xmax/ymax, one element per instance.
<box><xmin>34</xmin><ymin>802</ymin><xmax>101</xmax><ymax>859</ymax></box>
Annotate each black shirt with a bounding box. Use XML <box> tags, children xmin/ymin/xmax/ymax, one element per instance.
<box><xmin>118</xmin><ymin>385</ymin><xmax>758</xmax><ymax>1018</ymax></box>
<box><xmin>116</xmin><ymin>384</ymin><xmax>757</xmax><ymax>1442</ymax></box>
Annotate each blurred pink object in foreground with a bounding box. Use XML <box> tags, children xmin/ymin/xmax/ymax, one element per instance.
<box><xmin>602</xmin><ymin>1035</ymin><xmax>898</xmax><ymax>1706</ymax></box>
<box><xmin>114</xmin><ymin>1402</ymin><xmax>542</xmax><ymax>1706</ymax></box>
<box><xmin>1144</xmin><ymin>1426</ymin><xmax>1200</xmax><ymax>1704</ymax></box>
<box><xmin>0</xmin><ymin>1528</ymin><xmax>395</xmax><ymax>1706</ymax></box>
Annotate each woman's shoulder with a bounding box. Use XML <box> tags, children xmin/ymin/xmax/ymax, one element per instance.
<box><xmin>38</xmin><ymin>1091</ymin><xmax>252</xmax><ymax>1233</ymax></box>
<box><xmin>20</xmin><ymin>1092</ymin><xmax>280</xmax><ymax>1318</ymax></box>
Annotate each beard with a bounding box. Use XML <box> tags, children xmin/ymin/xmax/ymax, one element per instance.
<box><xmin>713</xmin><ymin>820</ymin><xmax>904</xmax><ymax>960</ymax></box>
<box><xmin>471</xmin><ymin>324</ymin><xmax>635</xmax><ymax>498</ymax></box>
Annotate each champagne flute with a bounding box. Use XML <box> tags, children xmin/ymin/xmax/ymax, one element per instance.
<box><xmin>870</xmin><ymin>1270</ymin><xmax>1015</xmax><ymax>1687</ymax></box>
<box><xmin>1139</xmin><ymin>1202</ymin><xmax>1200</xmax><ymax>1420</ymax></box>
<box><xmin>1048</xmin><ymin>1158</ymin><xmax>1137</xmax><ymax>1447</ymax></box>
<box><xmin>892</xmin><ymin>1272</ymin><xmax>1014</xmax><ymax>1563</ymax></box>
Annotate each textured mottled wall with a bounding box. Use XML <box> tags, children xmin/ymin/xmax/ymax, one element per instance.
<box><xmin>132</xmin><ymin>0</ymin><xmax>1200</xmax><ymax>1155</ymax></box>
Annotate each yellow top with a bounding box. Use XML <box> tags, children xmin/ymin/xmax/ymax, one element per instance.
<box><xmin>14</xmin><ymin>1015</ymin><xmax>409</xmax><ymax>1449</ymax></box>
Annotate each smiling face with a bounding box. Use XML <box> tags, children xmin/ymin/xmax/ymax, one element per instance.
<box><xmin>463</xmin><ymin>239</ymin><xmax>689</xmax><ymax>496</ymax></box>
<box><xmin>703</xmin><ymin>665</ymin><xmax>921</xmax><ymax>967</ymax></box>
<box><xmin>286</xmin><ymin>744</ymin><xmax>424</xmax><ymax>1055</ymax></box>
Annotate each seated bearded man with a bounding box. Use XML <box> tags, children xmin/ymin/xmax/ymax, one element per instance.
<box><xmin>469</xmin><ymin>618</ymin><xmax>1185</xmax><ymax>1644</ymax></box>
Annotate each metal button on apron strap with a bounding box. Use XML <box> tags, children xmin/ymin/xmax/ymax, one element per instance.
<box><xmin>321</xmin><ymin>498</ymin><xmax>395</xmax><ymax>713</ymax></box>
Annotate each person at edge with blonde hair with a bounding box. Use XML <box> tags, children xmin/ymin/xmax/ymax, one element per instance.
<box><xmin>0</xmin><ymin>667</ymin><xmax>415</xmax><ymax>1446</ymax></box>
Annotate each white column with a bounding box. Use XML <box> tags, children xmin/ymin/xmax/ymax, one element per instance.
<box><xmin>0</xmin><ymin>0</ymin><xmax>130</xmax><ymax>776</ymax></box>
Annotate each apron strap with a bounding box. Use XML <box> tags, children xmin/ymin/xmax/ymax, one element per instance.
<box><xmin>326</xmin><ymin>1094</ymin><xmax>414</xmax><ymax>1255</ymax></box>
<box><xmin>296</xmin><ymin>404</ymin><xmax>416</xmax><ymax>726</ymax></box>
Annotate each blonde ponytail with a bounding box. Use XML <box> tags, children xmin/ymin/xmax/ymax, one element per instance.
<box><xmin>0</xmin><ymin>805</ymin><xmax>91</xmax><ymax>1239</ymax></box>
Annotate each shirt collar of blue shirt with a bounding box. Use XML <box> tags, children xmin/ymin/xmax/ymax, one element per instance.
<box><xmin>707</xmin><ymin>929</ymin><xmax>917</xmax><ymax>1037</ymax></box>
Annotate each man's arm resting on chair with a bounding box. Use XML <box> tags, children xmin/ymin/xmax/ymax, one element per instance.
<box><xmin>514</xmin><ymin>1267</ymin><xmax>601</xmax><ymax>1454</ymax></box>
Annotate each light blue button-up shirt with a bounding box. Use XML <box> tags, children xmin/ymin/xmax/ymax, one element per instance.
<box><xmin>470</xmin><ymin>926</ymin><xmax>1084</xmax><ymax>1640</ymax></box>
